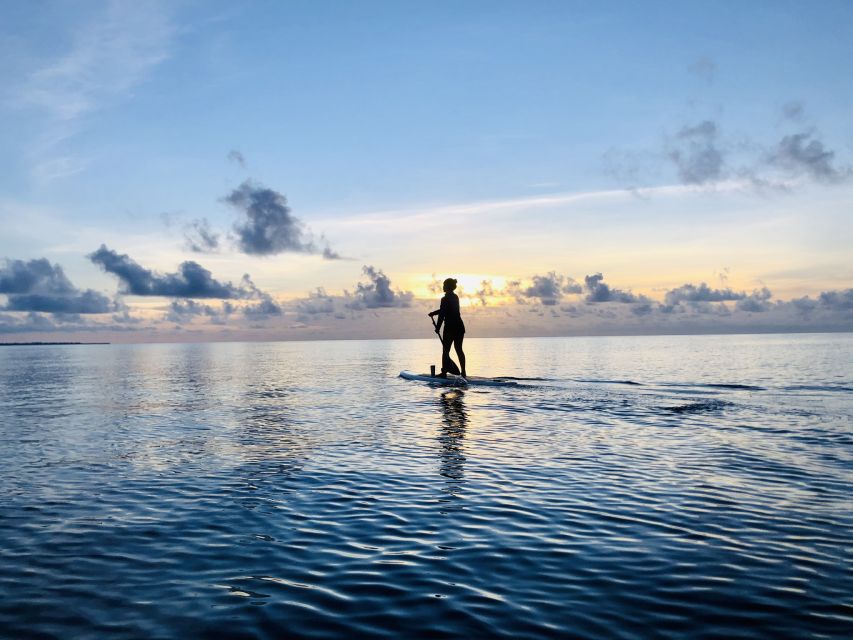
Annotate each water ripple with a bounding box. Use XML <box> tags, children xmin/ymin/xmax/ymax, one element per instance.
<box><xmin>0</xmin><ymin>336</ymin><xmax>851</xmax><ymax>638</ymax></box>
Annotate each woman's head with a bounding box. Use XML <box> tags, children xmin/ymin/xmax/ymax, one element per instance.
<box><xmin>443</xmin><ymin>277</ymin><xmax>457</xmax><ymax>293</ymax></box>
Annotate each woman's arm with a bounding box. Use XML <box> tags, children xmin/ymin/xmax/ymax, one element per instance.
<box><xmin>433</xmin><ymin>297</ymin><xmax>447</xmax><ymax>332</ymax></box>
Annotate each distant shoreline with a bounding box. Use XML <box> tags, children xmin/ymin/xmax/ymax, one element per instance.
<box><xmin>0</xmin><ymin>342</ymin><xmax>110</xmax><ymax>346</ymax></box>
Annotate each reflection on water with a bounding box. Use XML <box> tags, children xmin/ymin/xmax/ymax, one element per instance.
<box><xmin>0</xmin><ymin>335</ymin><xmax>851</xmax><ymax>639</ymax></box>
<box><xmin>437</xmin><ymin>390</ymin><xmax>468</xmax><ymax>494</ymax></box>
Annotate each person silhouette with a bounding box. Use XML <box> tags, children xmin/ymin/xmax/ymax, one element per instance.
<box><xmin>428</xmin><ymin>278</ymin><xmax>467</xmax><ymax>378</ymax></box>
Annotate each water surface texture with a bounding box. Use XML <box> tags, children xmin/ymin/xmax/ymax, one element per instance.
<box><xmin>1</xmin><ymin>334</ymin><xmax>851</xmax><ymax>638</ymax></box>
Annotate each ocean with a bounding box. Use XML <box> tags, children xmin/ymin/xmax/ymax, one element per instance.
<box><xmin>0</xmin><ymin>334</ymin><xmax>851</xmax><ymax>638</ymax></box>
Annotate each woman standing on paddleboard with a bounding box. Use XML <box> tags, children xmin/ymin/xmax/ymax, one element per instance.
<box><xmin>428</xmin><ymin>278</ymin><xmax>467</xmax><ymax>378</ymax></box>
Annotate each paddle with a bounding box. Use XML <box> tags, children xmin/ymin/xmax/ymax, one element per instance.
<box><xmin>430</xmin><ymin>315</ymin><xmax>461</xmax><ymax>376</ymax></box>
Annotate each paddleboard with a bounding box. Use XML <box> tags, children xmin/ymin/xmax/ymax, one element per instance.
<box><xmin>399</xmin><ymin>370</ymin><xmax>519</xmax><ymax>387</ymax></box>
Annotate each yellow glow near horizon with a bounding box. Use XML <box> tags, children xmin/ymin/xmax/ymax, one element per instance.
<box><xmin>413</xmin><ymin>273</ymin><xmax>514</xmax><ymax>306</ymax></box>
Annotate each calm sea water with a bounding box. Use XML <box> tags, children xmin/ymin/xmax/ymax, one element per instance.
<box><xmin>0</xmin><ymin>334</ymin><xmax>851</xmax><ymax>639</ymax></box>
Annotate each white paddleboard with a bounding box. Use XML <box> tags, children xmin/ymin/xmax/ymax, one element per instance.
<box><xmin>399</xmin><ymin>370</ymin><xmax>519</xmax><ymax>387</ymax></box>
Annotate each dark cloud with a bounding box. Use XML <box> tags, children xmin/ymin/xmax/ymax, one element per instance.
<box><xmin>817</xmin><ymin>288</ymin><xmax>853</xmax><ymax>311</ymax></box>
<box><xmin>5</xmin><ymin>291</ymin><xmax>114</xmax><ymax>314</ymax></box>
<box><xmin>0</xmin><ymin>312</ymin><xmax>61</xmax><ymax>333</ymax></box>
<box><xmin>768</xmin><ymin>131</ymin><xmax>852</xmax><ymax>183</ymax></box>
<box><xmin>789</xmin><ymin>289</ymin><xmax>853</xmax><ymax>315</ymax></box>
<box><xmin>687</xmin><ymin>57</ymin><xmax>716</xmax><ymax>83</ymax></box>
<box><xmin>243</xmin><ymin>296</ymin><xmax>282</xmax><ymax>318</ymax></box>
<box><xmin>322</xmin><ymin>245</ymin><xmax>343</xmax><ymax>261</ymax></box>
<box><xmin>297</xmin><ymin>288</ymin><xmax>335</xmax><ymax>315</ymax></box>
<box><xmin>0</xmin><ymin>258</ymin><xmax>76</xmax><ymax>295</ymax></box>
<box><xmin>111</xmin><ymin>309</ymin><xmax>142</xmax><ymax>325</ymax></box>
<box><xmin>89</xmin><ymin>245</ymin><xmax>257</xmax><ymax>299</ymax></box>
<box><xmin>524</xmin><ymin>272</ymin><xmax>564</xmax><ymax>305</ymax></box>
<box><xmin>183</xmin><ymin>219</ymin><xmax>220</xmax><ymax>253</ymax></box>
<box><xmin>1</xmin><ymin>257</ymin><xmax>115</xmax><ymax>314</ymax></box>
<box><xmin>224</xmin><ymin>180</ymin><xmax>338</xmax><ymax>257</ymax></box>
<box><xmin>227</xmin><ymin>150</ymin><xmax>246</xmax><ymax>168</ymax></box>
<box><xmin>0</xmin><ymin>311</ymin><xmax>140</xmax><ymax>334</ymax></box>
<box><xmin>667</xmin><ymin>121</ymin><xmax>724</xmax><ymax>185</ymax></box>
<box><xmin>165</xmin><ymin>299</ymin><xmax>231</xmax><ymax>323</ymax></box>
<box><xmin>522</xmin><ymin>272</ymin><xmax>581</xmax><ymax>306</ymax></box>
<box><xmin>790</xmin><ymin>296</ymin><xmax>819</xmax><ymax>314</ymax></box>
<box><xmin>584</xmin><ymin>273</ymin><xmax>647</xmax><ymax>303</ymax></box>
<box><xmin>664</xmin><ymin>282</ymin><xmax>747</xmax><ymax>306</ymax></box>
<box><xmin>348</xmin><ymin>265</ymin><xmax>413</xmax><ymax>309</ymax></box>
<box><xmin>735</xmin><ymin>287</ymin><xmax>773</xmax><ymax>312</ymax></box>
<box><xmin>563</xmin><ymin>278</ymin><xmax>583</xmax><ymax>294</ymax></box>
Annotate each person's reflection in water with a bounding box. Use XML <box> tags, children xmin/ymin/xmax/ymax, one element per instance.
<box><xmin>437</xmin><ymin>389</ymin><xmax>468</xmax><ymax>504</ymax></box>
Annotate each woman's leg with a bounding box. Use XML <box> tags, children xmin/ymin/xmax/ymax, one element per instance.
<box><xmin>454</xmin><ymin>334</ymin><xmax>466</xmax><ymax>377</ymax></box>
<box><xmin>441</xmin><ymin>333</ymin><xmax>453</xmax><ymax>375</ymax></box>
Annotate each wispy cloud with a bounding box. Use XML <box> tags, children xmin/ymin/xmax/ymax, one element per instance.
<box><xmin>183</xmin><ymin>219</ymin><xmax>221</xmax><ymax>253</ymax></box>
<box><xmin>227</xmin><ymin>150</ymin><xmax>246</xmax><ymax>168</ymax></box>
<box><xmin>12</xmin><ymin>1</ymin><xmax>176</xmax><ymax>181</ymax></box>
<box><xmin>325</xmin><ymin>182</ymin><xmax>733</xmax><ymax>232</ymax></box>
<box><xmin>18</xmin><ymin>1</ymin><xmax>174</xmax><ymax>120</ymax></box>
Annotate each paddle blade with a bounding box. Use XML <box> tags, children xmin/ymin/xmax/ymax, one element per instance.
<box><xmin>445</xmin><ymin>357</ymin><xmax>461</xmax><ymax>375</ymax></box>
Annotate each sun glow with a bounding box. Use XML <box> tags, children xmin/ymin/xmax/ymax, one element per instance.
<box><xmin>414</xmin><ymin>274</ymin><xmax>514</xmax><ymax>306</ymax></box>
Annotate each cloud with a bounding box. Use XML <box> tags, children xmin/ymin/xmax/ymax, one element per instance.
<box><xmin>687</xmin><ymin>57</ymin><xmax>716</xmax><ymax>83</ymax></box>
<box><xmin>817</xmin><ymin>288</ymin><xmax>853</xmax><ymax>311</ymax></box>
<box><xmin>781</xmin><ymin>101</ymin><xmax>805</xmax><ymax>122</ymax></box>
<box><xmin>475</xmin><ymin>280</ymin><xmax>495</xmax><ymax>306</ymax></box>
<box><xmin>224</xmin><ymin>180</ymin><xmax>340</xmax><ymax>258</ymax></box>
<box><xmin>0</xmin><ymin>312</ymin><xmax>67</xmax><ymax>334</ymax></box>
<box><xmin>183</xmin><ymin>218</ymin><xmax>220</xmax><ymax>253</ymax></box>
<box><xmin>584</xmin><ymin>273</ymin><xmax>647</xmax><ymax>303</ymax></box>
<box><xmin>606</xmin><ymin>97</ymin><xmax>851</xmax><ymax>191</ymax></box>
<box><xmin>227</xmin><ymin>150</ymin><xmax>246</xmax><ymax>168</ymax></box>
<box><xmin>522</xmin><ymin>272</ymin><xmax>582</xmax><ymax>306</ymax></box>
<box><xmin>322</xmin><ymin>246</ymin><xmax>342</xmax><ymax>260</ymax></box>
<box><xmin>0</xmin><ymin>258</ymin><xmax>76</xmax><ymax>294</ymax></box>
<box><xmin>768</xmin><ymin>131</ymin><xmax>852</xmax><ymax>183</ymax></box>
<box><xmin>17</xmin><ymin>3</ymin><xmax>174</xmax><ymax>121</ymax></box>
<box><xmin>89</xmin><ymin>245</ymin><xmax>257</xmax><ymax>299</ymax></box>
<box><xmin>631</xmin><ymin>303</ymin><xmax>654</xmax><ymax>316</ymax></box>
<box><xmin>664</xmin><ymin>282</ymin><xmax>747</xmax><ymax>306</ymax></box>
<box><xmin>5</xmin><ymin>291</ymin><xmax>114</xmax><ymax>314</ymax></box>
<box><xmin>1</xmin><ymin>257</ymin><xmax>115</xmax><ymax>314</ymax></box>
<box><xmin>165</xmin><ymin>299</ymin><xmax>231</xmax><ymax>323</ymax></box>
<box><xmin>243</xmin><ymin>296</ymin><xmax>282</xmax><ymax>318</ymax></box>
<box><xmin>11</xmin><ymin>3</ymin><xmax>176</xmax><ymax>184</ymax></box>
<box><xmin>667</xmin><ymin>121</ymin><xmax>724</xmax><ymax>185</ymax></box>
<box><xmin>735</xmin><ymin>287</ymin><xmax>773</xmax><ymax>312</ymax></box>
<box><xmin>297</xmin><ymin>288</ymin><xmax>336</xmax><ymax>315</ymax></box>
<box><xmin>788</xmin><ymin>289</ymin><xmax>853</xmax><ymax>315</ymax></box>
<box><xmin>563</xmin><ymin>278</ymin><xmax>583</xmax><ymax>294</ymax></box>
<box><xmin>0</xmin><ymin>310</ymin><xmax>139</xmax><ymax>334</ymax></box>
<box><xmin>348</xmin><ymin>266</ymin><xmax>413</xmax><ymax>309</ymax></box>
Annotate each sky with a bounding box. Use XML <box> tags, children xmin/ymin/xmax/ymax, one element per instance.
<box><xmin>1</xmin><ymin>0</ymin><xmax>852</xmax><ymax>342</ymax></box>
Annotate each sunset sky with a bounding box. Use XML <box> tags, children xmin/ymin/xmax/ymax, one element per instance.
<box><xmin>1</xmin><ymin>1</ymin><xmax>851</xmax><ymax>341</ymax></box>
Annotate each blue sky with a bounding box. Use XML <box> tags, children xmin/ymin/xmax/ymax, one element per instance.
<box><xmin>1</xmin><ymin>1</ymin><xmax>851</xmax><ymax>340</ymax></box>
